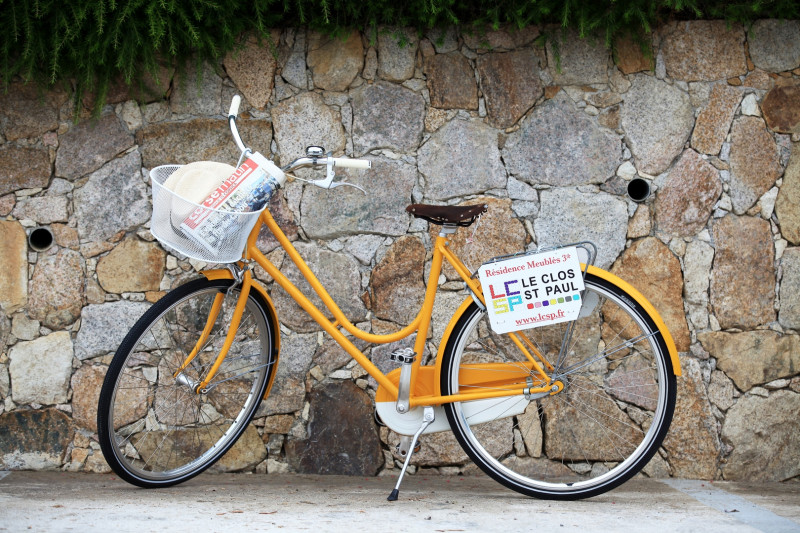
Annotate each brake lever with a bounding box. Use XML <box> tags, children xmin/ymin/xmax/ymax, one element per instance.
<box><xmin>330</xmin><ymin>180</ymin><xmax>367</xmax><ymax>195</ymax></box>
<box><xmin>303</xmin><ymin>151</ymin><xmax>366</xmax><ymax>194</ymax></box>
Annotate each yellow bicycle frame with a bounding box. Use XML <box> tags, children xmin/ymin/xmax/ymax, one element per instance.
<box><xmin>184</xmin><ymin>207</ymin><xmax>681</xmax><ymax>406</ymax></box>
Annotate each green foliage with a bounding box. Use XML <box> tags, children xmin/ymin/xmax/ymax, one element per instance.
<box><xmin>1</xmin><ymin>0</ymin><xmax>797</xmax><ymax>112</ymax></box>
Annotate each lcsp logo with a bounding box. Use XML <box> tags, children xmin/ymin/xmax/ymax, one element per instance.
<box><xmin>487</xmin><ymin>271</ymin><xmax>581</xmax><ymax>314</ymax></box>
<box><xmin>488</xmin><ymin>280</ymin><xmax>523</xmax><ymax>313</ymax></box>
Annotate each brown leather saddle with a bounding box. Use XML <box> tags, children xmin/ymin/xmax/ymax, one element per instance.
<box><xmin>406</xmin><ymin>203</ymin><xmax>488</xmax><ymax>227</ymax></box>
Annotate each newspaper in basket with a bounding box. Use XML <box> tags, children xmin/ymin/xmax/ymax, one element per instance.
<box><xmin>180</xmin><ymin>152</ymin><xmax>285</xmax><ymax>256</ymax></box>
<box><xmin>150</xmin><ymin>152</ymin><xmax>286</xmax><ymax>263</ymax></box>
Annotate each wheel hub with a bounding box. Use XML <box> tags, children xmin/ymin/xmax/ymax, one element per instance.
<box><xmin>175</xmin><ymin>371</ymin><xmax>200</xmax><ymax>392</ymax></box>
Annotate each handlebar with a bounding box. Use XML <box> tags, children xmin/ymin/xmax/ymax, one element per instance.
<box><xmin>228</xmin><ymin>95</ymin><xmax>247</xmax><ymax>154</ymax></box>
<box><xmin>227</xmin><ymin>95</ymin><xmax>370</xmax><ymax>190</ymax></box>
<box><xmin>229</xmin><ymin>95</ymin><xmax>242</xmax><ymax>117</ymax></box>
<box><xmin>331</xmin><ymin>158</ymin><xmax>371</xmax><ymax>169</ymax></box>
<box><xmin>281</xmin><ymin>156</ymin><xmax>371</xmax><ymax>172</ymax></box>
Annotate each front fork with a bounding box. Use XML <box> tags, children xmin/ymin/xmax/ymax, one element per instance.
<box><xmin>173</xmin><ymin>263</ymin><xmax>253</xmax><ymax>393</ymax></box>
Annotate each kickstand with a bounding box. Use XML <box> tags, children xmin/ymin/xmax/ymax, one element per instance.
<box><xmin>387</xmin><ymin>406</ymin><xmax>435</xmax><ymax>502</ymax></box>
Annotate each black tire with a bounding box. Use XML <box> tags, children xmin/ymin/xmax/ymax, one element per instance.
<box><xmin>97</xmin><ymin>278</ymin><xmax>277</xmax><ymax>488</ymax></box>
<box><xmin>441</xmin><ymin>273</ymin><xmax>676</xmax><ymax>500</ymax></box>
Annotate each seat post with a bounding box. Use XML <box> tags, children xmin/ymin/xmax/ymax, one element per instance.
<box><xmin>438</xmin><ymin>225</ymin><xmax>458</xmax><ymax>238</ymax></box>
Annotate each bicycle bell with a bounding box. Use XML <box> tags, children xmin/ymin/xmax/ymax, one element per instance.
<box><xmin>306</xmin><ymin>146</ymin><xmax>325</xmax><ymax>158</ymax></box>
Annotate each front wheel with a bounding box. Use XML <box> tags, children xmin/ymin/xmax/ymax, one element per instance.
<box><xmin>441</xmin><ymin>273</ymin><xmax>676</xmax><ymax>500</ymax></box>
<box><xmin>97</xmin><ymin>278</ymin><xmax>277</xmax><ymax>488</ymax></box>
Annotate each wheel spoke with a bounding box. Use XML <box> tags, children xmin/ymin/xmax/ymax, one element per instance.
<box><xmin>442</xmin><ymin>275</ymin><xmax>675</xmax><ymax>499</ymax></box>
<box><xmin>98</xmin><ymin>279</ymin><xmax>276</xmax><ymax>487</ymax></box>
<box><xmin>554</xmin><ymin>331</ymin><xmax>658</xmax><ymax>378</ymax></box>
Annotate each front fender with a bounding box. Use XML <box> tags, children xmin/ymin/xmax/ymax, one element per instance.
<box><xmin>201</xmin><ymin>269</ymin><xmax>282</xmax><ymax>398</ymax></box>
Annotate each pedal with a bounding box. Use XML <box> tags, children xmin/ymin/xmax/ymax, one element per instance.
<box><xmin>389</xmin><ymin>347</ymin><xmax>416</xmax><ymax>364</ymax></box>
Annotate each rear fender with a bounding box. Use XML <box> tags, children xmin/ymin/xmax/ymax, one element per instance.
<box><xmin>584</xmin><ymin>265</ymin><xmax>681</xmax><ymax>376</ymax></box>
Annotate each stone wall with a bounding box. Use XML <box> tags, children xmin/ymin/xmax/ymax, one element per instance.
<box><xmin>1</xmin><ymin>20</ymin><xmax>799</xmax><ymax>481</ymax></box>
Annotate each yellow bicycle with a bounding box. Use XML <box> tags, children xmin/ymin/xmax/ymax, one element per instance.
<box><xmin>97</xmin><ymin>96</ymin><xmax>680</xmax><ymax>501</ymax></box>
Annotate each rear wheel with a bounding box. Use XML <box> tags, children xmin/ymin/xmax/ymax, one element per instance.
<box><xmin>97</xmin><ymin>278</ymin><xmax>277</xmax><ymax>488</ymax></box>
<box><xmin>441</xmin><ymin>273</ymin><xmax>676</xmax><ymax>499</ymax></box>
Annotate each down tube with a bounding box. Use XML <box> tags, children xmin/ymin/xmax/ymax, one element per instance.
<box><xmin>248</xmin><ymin>245</ymin><xmax>400</xmax><ymax>397</ymax></box>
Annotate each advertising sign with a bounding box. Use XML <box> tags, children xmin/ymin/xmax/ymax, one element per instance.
<box><xmin>478</xmin><ymin>247</ymin><xmax>585</xmax><ymax>334</ymax></box>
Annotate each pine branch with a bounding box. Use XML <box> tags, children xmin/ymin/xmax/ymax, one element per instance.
<box><xmin>1</xmin><ymin>0</ymin><xmax>795</xmax><ymax>114</ymax></box>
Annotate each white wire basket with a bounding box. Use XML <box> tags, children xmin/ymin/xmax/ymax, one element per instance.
<box><xmin>149</xmin><ymin>165</ymin><xmax>265</xmax><ymax>264</ymax></box>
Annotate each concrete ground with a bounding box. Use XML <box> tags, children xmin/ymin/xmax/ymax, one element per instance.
<box><xmin>1</xmin><ymin>471</ymin><xmax>799</xmax><ymax>532</ymax></box>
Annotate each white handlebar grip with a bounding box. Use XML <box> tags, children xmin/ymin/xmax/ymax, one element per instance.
<box><xmin>228</xmin><ymin>95</ymin><xmax>241</xmax><ymax>118</ymax></box>
<box><xmin>332</xmin><ymin>158</ymin><xmax>371</xmax><ymax>169</ymax></box>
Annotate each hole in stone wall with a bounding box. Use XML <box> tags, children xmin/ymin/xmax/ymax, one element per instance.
<box><xmin>28</xmin><ymin>227</ymin><xmax>54</xmax><ymax>252</ymax></box>
<box><xmin>627</xmin><ymin>178</ymin><xmax>651</xmax><ymax>203</ymax></box>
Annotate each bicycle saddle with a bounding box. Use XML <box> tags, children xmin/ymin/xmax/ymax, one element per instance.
<box><xmin>406</xmin><ymin>203</ymin><xmax>488</xmax><ymax>227</ymax></box>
